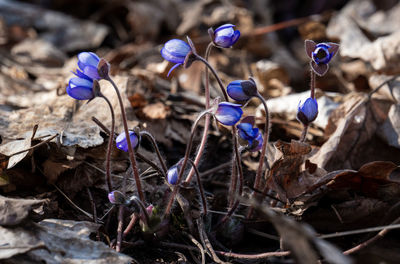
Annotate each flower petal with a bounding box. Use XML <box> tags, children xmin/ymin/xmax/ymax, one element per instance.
<box><xmin>82</xmin><ymin>65</ymin><xmax>101</xmax><ymax>80</ymax></box>
<box><xmin>116</xmin><ymin>131</ymin><xmax>139</xmax><ymax>152</ymax></box>
<box><xmin>167</xmin><ymin>63</ymin><xmax>182</xmax><ymax>77</ymax></box>
<box><xmin>164</xmin><ymin>39</ymin><xmax>191</xmax><ymax>58</ymax></box>
<box><xmin>227</xmin><ymin>80</ymin><xmax>251</xmax><ymax>101</ymax></box>
<box><xmin>215</xmin><ymin>102</ymin><xmax>243</xmax><ymax>126</ymax></box>
<box><xmin>214</xmin><ymin>24</ymin><xmax>236</xmax><ymax>33</ymax></box>
<box><xmin>161</xmin><ymin>47</ymin><xmax>185</xmax><ymax>64</ymax></box>
<box><xmin>67</xmin><ymin>77</ymin><xmax>94</xmax><ymax>100</ymax></box>
<box><xmin>78</xmin><ymin>52</ymin><xmax>100</xmax><ymax>68</ymax></box>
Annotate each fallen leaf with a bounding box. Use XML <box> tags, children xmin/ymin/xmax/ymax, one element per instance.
<box><xmin>0</xmin><ymin>195</ymin><xmax>47</xmax><ymax>226</ymax></box>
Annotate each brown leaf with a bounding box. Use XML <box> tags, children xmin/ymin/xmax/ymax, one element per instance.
<box><xmin>139</xmin><ymin>102</ymin><xmax>170</xmax><ymax>120</ymax></box>
<box><xmin>311</xmin><ymin>94</ymin><xmax>392</xmax><ymax>171</ymax></box>
<box><xmin>266</xmin><ymin>140</ymin><xmax>312</xmax><ymax>201</ymax></box>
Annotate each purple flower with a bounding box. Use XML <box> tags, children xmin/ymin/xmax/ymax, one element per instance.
<box><xmin>237</xmin><ymin>123</ymin><xmax>259</xmax><ymax>141</ymax></box>
<box><xmin>297</xmin><ymin>98</ymin><xmax>318</xmax><ymax>125</ymax></box>
<box><xmin>108</xmin><ymin>190</ymin><xmax>127</xmax><ymax>205</ymax></box>
<box><xmin>211</xmin><ymin>24</ymin><xmax>240</xmax><ymax>48</ymax></box>
<box><xmin>227</xmin><ymin>79</ymin><xmax>257</xmax><ymax>101</ymax></box>
<box><xmin>76</xmin><ymin>52</ymin><xmax>101</xmax><ymax>80</ymax></box>
<box><xmin>248</xmin><ymin>132</ymin><xmax>263</xmax><ymax>152</ymax></box>
<box><xmin>237</xmin><ymin>122</ymin><xmax>263</xmax><ymax>152</ymax></box>
<box><xmin>215</xmin><ymin>102</ymin><xmax>243</xmax><ymax>126</ymax></box>
<box><xmin>66</xmin><ymin>77</ymin><xmax>94</xmax><ymax>100</ymax></box>
<box><xmin>161</xmin><ymin>39</ymin><xmax>191</xmax><ymax>77</ymax></box>
<box><xmin>305</xmin><ymin>40</ymin><xmax>339</xmax><ymax>76</ymax></box>
<box><xmin>116</xmin><ymin>131</ymin><xmax>139</xmax><ymax>152</ymax></box>
<box><xmin>167</xmin><ymin>164</ymin><xmax>180</xmax><ymax>185</ymax></box>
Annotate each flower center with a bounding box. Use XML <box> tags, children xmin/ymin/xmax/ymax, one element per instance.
<box><xmin>316</xmin><ymin>48</ymin><xmax>328</xmax><ymax>60</ymax></box>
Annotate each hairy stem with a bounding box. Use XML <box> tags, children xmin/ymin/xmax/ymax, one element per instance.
<box><xmin>185</xmin><ymin>42</ymin><xmax>214</xmax><ymax>183</ymax></box>
<box><xmin>106</xmin><ymin>76</ymin><xmax>144</xmax><ymax>201</ymax></box>
<box><xmin>300</xmin><ymin>69</ymin><xmax>316</xmax><ymax>142</ymax></box>
<box><xmin>247</xmin><ymin>93</ymin><xmax>270</xmax><ymax>218</ymax></box>
<box><xmin>163</xmin><ymin>110</ymin><xmax>211</xmax><ymax>217</ymax></box>
<box><xmin>230</xmin><ymin>126</ymin><xmax>244</xmax><ymax>210</ymax></box>
<box><xmin>188</xmin><ymin>159</ymin><xmax>208</xmax><ymax>215</ymax></box>
<box><xmin>300</xmin><ymin>125</ymin><xmax>309</xmax><ymax>142</ymax></box>
<box><xmin>99</xmin><ymin>94</ymin><xmax>115</xmax><ymax>193</ymax></box>
<box><xmin>195</xmin><ymin>54</ymin><xmax>229</xmax><ymax>101</ymax></box>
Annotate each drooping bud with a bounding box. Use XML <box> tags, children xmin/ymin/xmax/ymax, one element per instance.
<box><xmin>297</xmin><ymin>98</ymin><xmax>318</xmax><ymax>125</ymax></box>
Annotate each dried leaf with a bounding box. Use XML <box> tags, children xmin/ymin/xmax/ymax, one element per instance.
<box><xmin>0</xmin><ymin>195</ymin><xmax>47</xmax><ymax>226</ymax></box>
<box><xmin>0</xmin><ymin>219</ymin><xmax>131</xmax><ymax>263</ymax></box>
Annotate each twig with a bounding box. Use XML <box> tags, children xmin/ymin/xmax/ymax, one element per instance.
<box><xmin>86</xmin><ymin>187</ymin><xmax>101</xmax><ymax>241</ymax></box>
<box><xmin>197</xmin><ymin>219</ymin><xmax>226</xmax><ymax>264</ymax></box>
<box><xmin>9</xmin><ymin>134</ymin><xmax>58</xmax><ymax>157</ymax></box>
<box><xmin>343</xmin><ymin>216</ymin><xmax>400</xmax><ymax>255</ymax></box>
<box><xmin>53</xmin><ymin>184</ymin><xmax>99</xmax><ymax>222</ymax></box>
<box><xmin>321</xmin><ymin>223</ymin><xmax>400</xmax><ymax>239</ymax></box>
<box><xmin>185</xmin><ymin>232</ymin><xmax>206</xmax><ymax>264</ymax></box>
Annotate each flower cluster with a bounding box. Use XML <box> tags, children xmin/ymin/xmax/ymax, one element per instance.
<box><xmin>67</xmin><ymin>52</ymin><xmax>102</xmax><ymax>100</ymax></box>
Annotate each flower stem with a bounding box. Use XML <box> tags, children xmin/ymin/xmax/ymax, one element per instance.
<box><xmin>300</xmin><ymin>68</ymin><xmax>316</xmax><ymax>142</ymax></box>
<box><xmin>99</xmin><ymin>93</ymin><xmax>115</xmax><ymax>193</ymax></box>
<box><xmin>188</xmin><ymin>159</ymin><xmax>207</xmax><ymax>216</ymax></box>
<box><xmin>310</xmin><ymin>69</ymin><xmax>316</xmax><ymax>99</ymax></box>
<box><xmin>247</xmin><ymin>93</ymin><xmax>270</xmax><ymax>218</ymax></box>
<box><xmin>128</xmin><ymin>195</ymin><xmax>150</xmax><ymax>226</ymax></box>
<box><xmin>228</xmin><ymin>156</ymin><xmax>238</xmax><ymax>208</ymax></box>
<box><xmin>230</xmin><ymin>126</ymin><xmax>243</xmax><ymax>210</ymax></box>
<box><xmin>139</xmin><ymin>131</ymin><xmax>168</xmax><ymax>175</ymax></box>
<box><xmin>163</xmin><ymin>110</ymin><xmax>211</xmax><ymax>217</ymax></box>
<box><xmin>106</xmin><ymin>76</ymin><xmax>144</xmax><ymax>202</ymax></box>
<box><xmin>300</xmin><ymin>125</ymin><xmax>309</xmax><ymax>142</ymax></box>
<box><xmin>195</xmin><ymin>54</ymin><xmax>229</xmax><ymax>102</ymax></box>
<box><xmin>185</xmin><ymin>42</ymin><xmax>214</xmax><ymax>183</ymax></box>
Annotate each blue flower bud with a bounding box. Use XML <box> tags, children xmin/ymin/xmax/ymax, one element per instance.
<box><xmin>248</xmin><ymin>132</ymin><xmax>263</xmax><ymax>152</ymax></box>
<box><xmin>212</xmin><ymin>24</ymin><xmax>240</xmax><ymax>48</ymax></box>
<box><xmin>215</xmin><ymin>102</ymin><xmax>243</xmax><ymax>126</ymax></box>
<box><xmin>167</xmin><ymin>164</ymin><xmax>180</xmax><ymax>185</ymax></box>
<box><xmin>77</xmin><ymin>52</ymin><xmax>101</xmax><ymax>80</ymax></box>
<box><xmin>67</xmin><ymin>77</ymin><xmax>94</xmax><ymax>100</ymax></box>
<box><xmin>227</xmin><ymin>79</ymin><xmax>257</xmax><ymax>101</ymax></box>
<box><xmin>116</xmin><ymin>131</ymin><xmax>139</xmax><ymax>152</ymax></box>
<box><xmin>297</xmin><ymin>98</ymin><xmax>318</xmax><ymax>125</ymax></box>
<box><xmin>237</xmin><ymin>123</ymin><xmax>259</xmax><ymax>141</ymax></box>
<box><xmin>108</xmin><ymin>190</ymin><xmax>127</xmax><ymax>205</ymax></box>
<box><xmin>161</xmin><ymin>39</ymin><xmax>191</xmax><ymax>77</ymax></box>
